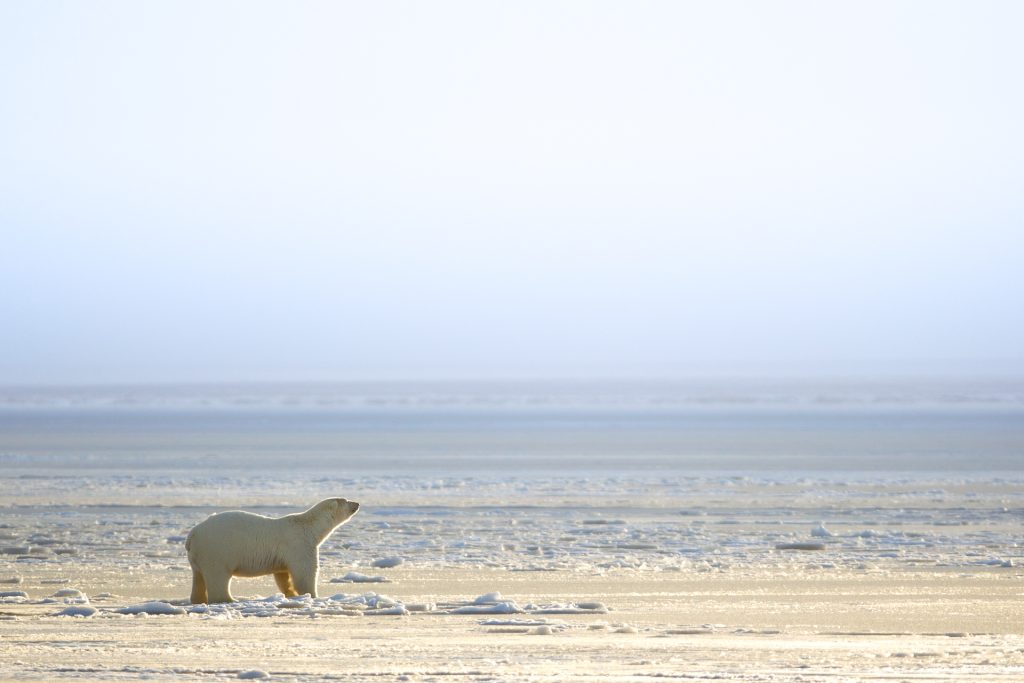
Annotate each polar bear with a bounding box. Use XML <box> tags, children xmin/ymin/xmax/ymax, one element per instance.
<box><xmin>186</xmin><ymin>498</ymin><xmax>360</xmax><ymax>604</ymax></box>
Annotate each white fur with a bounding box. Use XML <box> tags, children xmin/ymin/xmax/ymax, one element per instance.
<box><xmin>186</xmin><ymin>497</ymin><xmax>360</xmax><ymax>604</ymax></box>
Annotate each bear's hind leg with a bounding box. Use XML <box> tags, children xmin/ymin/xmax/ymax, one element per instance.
<box><xmin>190</xmin><ymin>569</ymin><xmax>208</xmax><ymax>604</ymax></box>
<box><xmin>274</xmin><ymin>571</ymin><xmax>298</xmax><ymax>597</ymax></box>
<box><xmin>203</xmin><ymin>569</ymin><xmax>235</xmax><ymax>603</ymax></box>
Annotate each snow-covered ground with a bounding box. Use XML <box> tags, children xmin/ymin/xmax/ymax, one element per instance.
<box><xmin>2</xmin><ymin>473</ymin><xmax>1022</xmax><ymax>681</ymax></box>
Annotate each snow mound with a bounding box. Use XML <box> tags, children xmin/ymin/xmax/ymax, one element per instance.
<box><xmin>237</xmin><ymin>670</ymin><xmax>271</xmax><ymax>679</ymax></box>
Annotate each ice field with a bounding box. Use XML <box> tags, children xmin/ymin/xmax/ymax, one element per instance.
<box><xmin>1</xmin><ymin>380</ymin><xmax>1022</xmax><ymax>681</ymax></box>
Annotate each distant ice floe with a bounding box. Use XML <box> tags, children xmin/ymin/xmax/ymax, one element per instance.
<box><xmin>5</xmin><ymin>378</ymin><xmax>1022</xmax><ymax>412</ymax></box>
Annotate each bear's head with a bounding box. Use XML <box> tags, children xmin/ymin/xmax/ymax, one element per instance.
<box><xmin>303</xmin><ymin>498</ymin><xmax>361</xmax><ymax>545</ymax></box>
<box><xmin>328</xmin><ymin>497</ymin><xmax>360</xmax><ymax>524</ymax></box>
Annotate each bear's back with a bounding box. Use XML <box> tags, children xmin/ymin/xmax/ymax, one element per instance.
<box><xmin>189</xmin><ymin>510</ymin><xmax>278</xmax><ymax>550</ymax></box>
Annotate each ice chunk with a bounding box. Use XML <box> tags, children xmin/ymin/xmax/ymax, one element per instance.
<box><xmin>576</xmin><ymin>602</ymin><xmax>606</xmax><ymax>611</ymax></box>
<box><xmin>237</xmin><ymin>670</ymin><xmax>271</xmax><ymax>679</ymax></box>
<box><xmin>364</xmin><ymin>605</ymin><xmax>408</xmax><ymax>616</ymax></box>
<box><xmin>371</xmin><ymin>557</ymin><xmax>404</xmax><ymax>568</ymax></box>
<box><xmin>404</xmin><ymin>603</ymin><xmax>435</xmax><ymax>612</ymax></box>
<box><xmin>775</xmin><ymin>542</ymin><xmax>826</xmax><ymax>551</ymax></box>
<box><xmin>480</xmin><ymin>619</ymin><xmax>556</xmax><ymax>627</ymax></box>
<box><xmin>473</xmin><ymin>592</ymin><xmax>503</xmax><ymax>604</ymax></box>
<box><xmin>450</xmin><ymin>602</ymin><xmax>522</xmax><ymax>615</ymax></box>
<box><xmin>275</xmin><ymin>600</ymin><xmax>306</xmax><ymax>609</ymax></box>
<box><xmin>811</xmin><ymin>522</ymin><xmax>834</xmax><ymax>538</ymax></box>
<box><xmin>56</xmin><ymin>605</ymin><xmax>97</xmax><ymax>617</ymax></box>
<box><xmin>329</xmin><ymin>572</ymin><xmax>390</xmax><ymax>584</ymax></box>
<box><xmin>529</xmin><ymin>602</ymin><xmax>609</xmax><ymax>614</ymax></box>
<box><xmin>487</xmin><ymin>626</ymin><xmax>530</xmax><ymax>634</ymax></box>
<box><xmin>117</xmin><ymin>601</ymin><xmax>186</xmax><ymax>615</ymax></box>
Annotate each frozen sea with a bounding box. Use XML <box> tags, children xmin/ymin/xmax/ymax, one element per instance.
<box><xmin>1</xmin><ymin>378</ymin><xmax>1022</xmax><ymax>577</ymax></box>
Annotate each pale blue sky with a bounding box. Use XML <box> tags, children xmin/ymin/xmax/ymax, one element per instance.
<box><xmin>1</xmin><ymin>1</ymin><xmax>1022</xmax><ymax>384</ymax></box>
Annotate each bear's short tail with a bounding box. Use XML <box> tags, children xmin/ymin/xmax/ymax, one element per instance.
<box><xmin>185</xmin><ymin>528</ymin><xmax>194</xmax><ymax>552</ymax></box>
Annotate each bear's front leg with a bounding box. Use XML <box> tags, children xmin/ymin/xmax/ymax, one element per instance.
<box><xmin>203</xmin><ymin>568</ymin><xmax>235</xmax><ymax>603</ymax></box>
<box><xmin>289</xmin><ymin>552</ymin><xmax>319</xmax><ymax>598</ymax></box>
